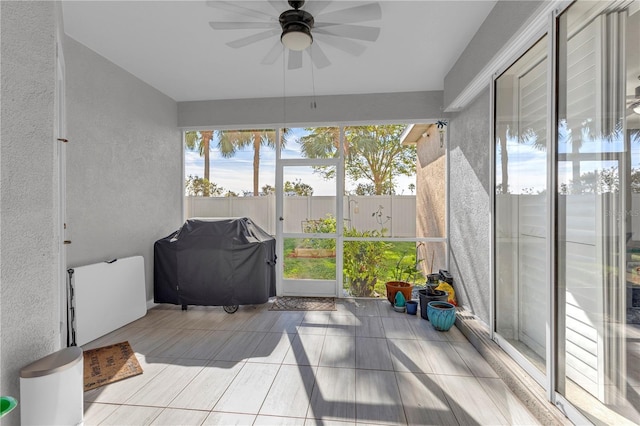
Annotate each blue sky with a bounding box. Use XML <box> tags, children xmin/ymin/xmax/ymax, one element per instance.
<box><xmin>184</xmin><ymin>128</ymin><xmax>334</xmax><ymax>195</ymax></box>
<box><xmin>496</xmin><ymin>126</ymin><xmax>640</xmax><ymax>194</ymax></box>
<box><xmin>185</xmin><ymin>127</ymin><xmax>415</xmax><ymax>196</ymax></box>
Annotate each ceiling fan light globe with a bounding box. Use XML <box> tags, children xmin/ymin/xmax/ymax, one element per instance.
<box><xmin>634</xmin><ymin>103</ymin><xmax>640</xmax><ymax>115</ymax></box>
<box><xmin>281</xmin><ymin>27</ymin><xmax>312</xmax><ymax>51</ymax></box>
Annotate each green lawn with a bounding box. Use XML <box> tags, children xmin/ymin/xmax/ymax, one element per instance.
<box><xmin>283</xmin><ymin>239</ymin><xmax>420</xmax><ymax>295</ymax></box>
<box><xmin>283</xmin><ymin>238</ymin><xmax>335</xmax><ymax>280</ymax></box>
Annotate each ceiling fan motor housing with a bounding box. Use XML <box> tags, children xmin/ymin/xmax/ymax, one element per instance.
<box><xmin>288</xmin><ymin>0</ymin><xmax>306</xmax><ymax>9</ymax></box>
<box><xmin>207</xmin><ymin>0</ymin><xmax>383</xmax><ymax>68</ymax></box>
<box><xmin>279</xmin><ymin>7</ymin><xmax>315</xmax><ymax>50</ymax></box>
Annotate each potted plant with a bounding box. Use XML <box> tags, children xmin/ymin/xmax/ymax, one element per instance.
<box><xmin>425</xmin><ymin>250</ymin><xmax>440</xmax><ymax>291</ymax></box>
<box><xmin>385</xmin><ymin>253</ymin><xmax>422</xmax><ymax>305</ymax></box>
<box><xmin>418</xmin><ymin>250</ymin><xmax>448</xmax><ymax>320</ymax></box>
<box><xmin>427</xmin><ymin>300</ymin><xmax>456</xmax><ymax>331</ymax></box>
<box><xmin>419</xmin><ymin>286</ymin><xmax>448</xmax><ymax>321</ymax></box>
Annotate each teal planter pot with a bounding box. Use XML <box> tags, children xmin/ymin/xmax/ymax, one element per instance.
<box><xmin>427</xmin><ymin>301</ymin><xmax>456</xmax><ymax>331</ymax></box>
<box><xmin>0</xmin><ymin>396</ymin><xmax>17</xmax><ymax>418</ymax></box>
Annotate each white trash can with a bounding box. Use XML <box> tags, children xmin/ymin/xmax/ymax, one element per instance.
<box><xmin>20</xmin><ymin>346</ymin><xmax>83</xmax><ymax>426</ymax></box>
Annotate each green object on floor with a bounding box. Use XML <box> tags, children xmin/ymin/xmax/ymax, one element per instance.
<box><xmin>394</xmin><ymin>291</ymin><xmax>406</xmax><ymax>307</ymax></box>
<box><xmin>0</xmin><ymin>396</ymin><xmax>17</xmax><ymax>417</ymax></box>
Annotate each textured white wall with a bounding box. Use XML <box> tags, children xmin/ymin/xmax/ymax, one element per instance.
<box><xmin>444</xmin><ymin>1</ymin><xmax>543</xmax><ymax>108</ymax></box>
<box><xmin>415</xmin><ymin>125</ymin><xmax>447</xmax><ymax>272</ymax></box>
<box><xmin>64</xmin><ymin>36</ymin><xmax>182</xmax><ymax>302</ymax></box>
<box><xmin>0</xmin><ymin>2</ymin><xmax>59</xmax><ymax>424</ymax></box>
<box><xmin>178</xmin><ymin>91</ymin><xmax>444</xmax><ymax>128</ymax></box>
<box><xmin>448</xmin><ymin>89</ymin><xmax>492</xmax><ymax>324</ymax></box>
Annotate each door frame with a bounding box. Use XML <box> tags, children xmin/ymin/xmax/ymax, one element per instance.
<box><xmin>275</xmin><ymin>127</ymin><xmax>344</xmax><ymax>297</ymax></box>
<box><xmin>55</xmin><ymin>25</ymin><xmax>68</xmax><ymax>348</ymax></box>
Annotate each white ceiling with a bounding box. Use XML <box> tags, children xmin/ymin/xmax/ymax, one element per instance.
<box><xmin>62</xmin><ymin>0</ymin><xmax>497</xmax><ymax>102</ymax></box>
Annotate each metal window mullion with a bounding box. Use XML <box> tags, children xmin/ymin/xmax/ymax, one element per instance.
<box><xmin>284</xmin><ymin>232</ymin><xmax>337</xmax><ymax>239</ymax></box>
<box><xmin>446</xmin><ymin>110</ymin><xmax>450</xmax><ymax>272</ymax></box>
<box><xmin>342</xmin><ymin>237</ymin><xmax>447</xmax><ymax>243</ymax></box>
<box><xmin>275</xmin><ymin>128</ymin><xmax>284</xmax><ymax>296</ymax></box>
<box><xmin>547</xmin><ymin>6</ymin><xmax>560</xmax><ymax>404</ymax></box>
<box><xmin>336</xmin><ymin>126</ymin><xmax>345</xmax><ymax>297</ymax></box>
<box><xmin>489</xmin><ymin>73</ymin><xmax>497</xmax><ymax>341</ymax></box>
<box><xmin>181</xmin><ymin>131</ymin><xmax>186</xmax><ymax>222</ymax></box>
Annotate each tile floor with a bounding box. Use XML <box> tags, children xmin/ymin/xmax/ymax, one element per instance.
<box><xmin>82</xmin><ymin>298</ymin><xmax>541</xmax><ymax>425</ymax></box>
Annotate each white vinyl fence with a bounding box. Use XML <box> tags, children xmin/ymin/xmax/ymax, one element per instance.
<box><xmin>185</xmin><ymin>194</ymin><xmax>416</xmax><ymax>237</ymax></box>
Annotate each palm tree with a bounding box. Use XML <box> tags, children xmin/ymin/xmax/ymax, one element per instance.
<box><xmin>300</xmin><ymin>127</ymin><xmax>343</xmax><ymax>158</ymax></box>
<box><xmin>218</xmin><ymin>129</ymin><xmax>288</xmax><ymax>196</ymax></box>
<box><xmin>299</xmin><ymin>127</ymin><xmax>344</xmax><ymax>182</ymax></box>
<box><xmin>301</xmin><ymin>125</ymin><xmax>413</xmax><ymax>195</ymax></box>
<box><xmin>185</xmin><ymin>130</ymin><xmax>214</xmax><ymax>196</ymax></box>
<box><xmin>496</xmin><ymin>123</ymin><xmax>509</xmax><ymax>194</ymax></box>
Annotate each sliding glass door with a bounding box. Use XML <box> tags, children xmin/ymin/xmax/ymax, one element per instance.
<box><xmin>556</xmin><ymin>2</ymin><xmax>640</xmax><ymax>422</ymax></box>
<box><xmin>494</xmin><ymin>1</ymin><xmax>640</xmax><ymax>423</ymax></box>
<box><xmin>494</xmin><ymin>36</ymin><xmax>549</xmax><ymax>378</ymax></box>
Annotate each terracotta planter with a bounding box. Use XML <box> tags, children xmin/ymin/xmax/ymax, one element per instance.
<box><xmin>385</xmin><ymin>281</ymin><xmax>413</xmax><ymax>305</ymax></box>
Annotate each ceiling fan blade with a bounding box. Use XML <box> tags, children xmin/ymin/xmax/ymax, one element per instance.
<box><xmin>205</xmin><ymin>1</ymin><xmax>273</xmax><ymax>20</ymax></box>
<box><xmin>303</xmin><ymin>1</ymin><xmax>332</xmax><ymax>16</ymax></box>
<box><xmin>315</xmin><ymin>2</ymin><xmax>381</xmax><ymax>24</ymax></box>
<box><xmin>288</xmin><ymin>50</ymin><xmax>303</xmax><ymax>70</ymax></box>
<box><xmin>309</xmin><ymin>43</ymin><xmax>331</xmax><ymax>69</ymax></box>
<box><xmin>315</xmin><ymin>34</ymin><xmax>366</xmax><ymax>56</ymax></box>
<box><xmin>314</xmin><ymin>24</ymin><xmax>380</xmax><ymax>42</ymax></box>
<box><xmin>209</xmin><ymin>22</ymin><xmax>277</xmax><ymax>30</ymax></box>
<box><xmin>268</xmin><ymin>0</ymin><xmax>287</xmax><ymax>13</ymax></box>
<box><xmin>261</xmin><ymin>40</ymin><xmax>284</xmax><ymax>65</ymax></box>
<box><xmin>227</xmin><ymin>29</ymin><xmax>280</xmax><ymax>48</ymax></box>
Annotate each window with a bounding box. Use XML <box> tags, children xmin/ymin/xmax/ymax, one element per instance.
<box><xmin>184</xmin><ymin>129</ymin><xmax>277</xmax><ymax>233</ymax></box>
<box><xmin>184</xmin><ymin>123</ymin><xmax>446</xmax><ymax>299</ymax></box>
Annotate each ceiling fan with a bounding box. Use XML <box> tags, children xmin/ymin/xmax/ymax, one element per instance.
<box><xmin>207</xmin><ymin>0</ymin><xmax>382</xmax><ymax>70</ymax></box>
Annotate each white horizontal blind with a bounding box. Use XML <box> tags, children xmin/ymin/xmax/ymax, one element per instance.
<box><xmin>566</xmin><ymin>18</ymin><xmax>599</xmax><ymax>137</ymax></box>
<box><xmin>561</xmin><ymin>15</ymin><xmax>603</xmax><ymax>399</ymax></box>
<box><xmin>515</xmin><ymin>46</ymin><xmax>548</xmax><ymax>358</ymax></box>
<box><xmin>518</xmin><ymin>57</ymin><xmax>547</xmax><ymax>147</ymax></box>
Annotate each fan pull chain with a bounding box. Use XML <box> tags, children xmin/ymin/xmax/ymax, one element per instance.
<box><xmin>282</xmin><ymin>44</ymin><xmax>287</xmax><ymax>126</ymax></box>
<box><xmin>310</xmin><ymin>48</ymin><xmax>317</xmax><ymax>109</ymax></box>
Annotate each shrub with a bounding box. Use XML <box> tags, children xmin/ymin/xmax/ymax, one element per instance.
<box><xmin>343</xmin><ymin>228</ymin><xmax>391</xmax><ymax>297</ymax></box>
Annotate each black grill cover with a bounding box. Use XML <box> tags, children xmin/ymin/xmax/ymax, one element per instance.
<box><xmin>154</xmin><ymin>218</ymin><xmax>276</xmax><ymax>307</ymax></box>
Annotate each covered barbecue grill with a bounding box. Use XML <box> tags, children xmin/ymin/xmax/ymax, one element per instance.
<box><xmin>154</xmin><ymin>217</ymin><xmax>276</xmax><ymax>312</ymax></box>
